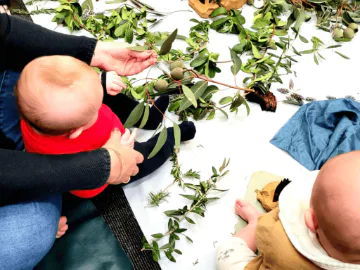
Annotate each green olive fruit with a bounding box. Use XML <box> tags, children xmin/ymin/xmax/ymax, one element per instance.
<box><xmin>348</xmin><ymin>23</ymin><xmax>358</xmax><ymax>33</ymax></box>
<box><xmin>170</xmin><ymin>61</ymin><xmax>185</xmax><ymax>71</ymax></box>
<box><xmin>170</xmin><ymin>67</ymin><xmax>184</xmax><ymax>80</ymax></box>
<box><xmin>247</xmin><ymin>0</ymin><xmax>254</xmax><ymax>5</ymax></box>
<box><xmin>154</xmin><ymin>79</ymin><xmax>169</xmax><ymax>92</ymax></box>
<box><xmin>343</xmin><ymin>27</ymin><xmax>355</xmax><ymax>39</ymax></box>
<box><xmin>333</xmin><ymin>28</ymin><xmax>343</xmax><ymax>39</ymax></box>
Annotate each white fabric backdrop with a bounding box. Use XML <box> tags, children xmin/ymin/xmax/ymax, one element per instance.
<box><xmin>27</xmin><ymin>1</ymin><xmax>360</xmax><ymax>269</ymax></box>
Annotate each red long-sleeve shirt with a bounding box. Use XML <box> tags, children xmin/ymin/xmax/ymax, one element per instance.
<box><xmin>21</xmin><ymin>104</ymin><xmax>125</xmax><ymax>198</ymax></box>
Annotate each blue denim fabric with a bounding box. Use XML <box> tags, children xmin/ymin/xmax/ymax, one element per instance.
<box><xmin>0</xmin><ymin>194</ymin><xmax>62</xmax><ymax>270</ymax></box>
<box><xmin>0</xmin><ymin>70</ymin><xmax>23</xmax><ymax>150</ymax></box>
<box><xmin>271</xmin><ymin>99</ymin><xmax>360</xmax><ymax>170</ymax></box>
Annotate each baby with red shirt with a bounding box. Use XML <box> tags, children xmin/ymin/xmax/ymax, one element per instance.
<box><xmin>16</xmin><ymin>55</ymin><xmax>196</xmax><ymax>198</ymax></box>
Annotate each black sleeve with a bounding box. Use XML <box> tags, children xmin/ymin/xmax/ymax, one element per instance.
<box><xmin>0</xmin><ymin>148</ymin><xmax>110</xmax><ymax>205</ymax></box>
<box><xmin>0</xmin><ymin>14</ymin><xmax>97</xmax><ymax>72</ymax></box>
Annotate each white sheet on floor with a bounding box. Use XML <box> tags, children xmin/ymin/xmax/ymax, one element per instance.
<box><xmin>27</xmin><ymin>1</ymin><xmax>360</xmax><ymax>269</ymax></box>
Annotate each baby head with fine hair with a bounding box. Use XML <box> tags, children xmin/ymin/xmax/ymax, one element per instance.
<box><xmin>15</xmin><ymin>55</ymin><xmax>103</xmax><ymax>139</ymax></box>
<box><xmin>305</xmin><ymin>151</ymin><xmax>360</xmax><ymax>264</ymax></box>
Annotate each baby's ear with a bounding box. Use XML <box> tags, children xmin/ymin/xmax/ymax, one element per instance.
<box><xmin>68</xmin><ymin>127</ymin><xmax>83</xmax><ymax>139</ymax></box>
<box><xmin>304</xmin><ymin>208</ymin><xmax>318</xmax><ymax>233</ymax></box>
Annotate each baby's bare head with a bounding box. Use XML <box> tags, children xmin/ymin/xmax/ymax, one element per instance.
<box><xmin>306</xmin><ymin>151</ymin><xmax>360</xmax><ymax>263</ymax></box>
<box><xmin>16</xmin><ymin>56</ymin><xmax>103</xmax><ymax>135</ymax></box>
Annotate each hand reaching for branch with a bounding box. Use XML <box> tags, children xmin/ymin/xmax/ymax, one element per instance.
<box><xmin>91</xmin><ymin>42</ymin><xmax>158</xmax><ymax>76</ymax></box>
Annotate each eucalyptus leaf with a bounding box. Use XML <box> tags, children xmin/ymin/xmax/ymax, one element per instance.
<box><xmin>173</xmin><ymin>123</ymin><xmax>181</xmax><ymax>149</ymax></box>
<box><xmin>159</xmin><ymin>28</ymin><xmax>178</xmax><ymax>55</ymax></box>
<box><xmin>178</xmin><ymin>81</ymin><xmax>208</xmax><ymax>112</ymax></box>
<box><xmin>219</xmin><ymin>96</ymin><xmax>233</xmax><ymax>105</ymax></box>
<box><xmin>182</xmin><ymin>85</ymin><xmax>197</xmax><ymax>108</ymax></box>
<box><xmin>148</xmin><ymin>127</ymin><xmax>168</xmax><ymax>159</ymax></box>
<box><xmin>139</xmin><ymin>103</ymin><xmax>149</xmax><ymax>129</ymax></box>
<box><xmin>81</xmin><ymin>0</ymin><xmax>93</xmax><ymax>11</ymax></box>
<box><xmin>252</xmin><ymin>44</ymin><xmax>262</xmax><ymax>59</ymax></box>
<box><xmin>124</xmin><ymin>102</ymin><xmax>145</xmax><ymax>128</ymax></box>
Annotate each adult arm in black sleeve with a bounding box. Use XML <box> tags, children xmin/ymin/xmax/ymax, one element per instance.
<box><xmin>0</xmin><ymin>14</ymin><xmax>97</xmax><ymax>72</ymax></box>
<box><xmin>0</xmin><ymin>148</ymin><xmax>110</xmax><ymax>206</ymax></box>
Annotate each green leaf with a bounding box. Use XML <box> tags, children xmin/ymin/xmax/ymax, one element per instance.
<box><xmin>81</xmin><ymin>0</ymin><xmax>93</xmax><ymax>11</ymax></box>
<box><xmin>178</xmin><ymin>81</ymin><xmax>208</xmax><ymax>112</ymax></box>
<box><xmin>125</xmin><ymin>27</ymin><xmax>134</xmax><ymax>43</ymax></box>
<box><xmin>161</xmin><ymin>243</ymin><xmax>171</xmax><ymax>249</ymax></box>
<box><xmin>159</xmin><ymin>29</ymin><xmax>178</xmax><ymax>55</ymax></box>
<box><xmin>299</xmin><ymin>35</ymin><xmax>308</xmax><ymax>43</ymax></box>
<box><xmin>229</xmin><ymin>48</ymin><xmax>242</xmax><ymax>75</ymax></box>
<box><xmin>182</xmin><ymin>85</ymin><xmax>197</xmax><ymax>108</ymax></box>
<box><xmin>124</xmin><ymin>102</ymin><xmax>145</xmax><ymax>128</ymax></box>
<box><xmin>138</xmin><ymin>103</ymin><xmax>149</xmax><ymax>129</ymax></box>
<box><xmin>148</xmin><ymin>127</ymin><xmax>168</xmax><ymax>159</ymax></box>
<box><xmin>168</xmin><ymin>219</ymin><xmax>173</xmax><ymax>231</ymax></box>
<box><xmin>294</xmin><ymin>9</ymin><xmax>305</xmax><ymax>33</ymax></box>
<box><xmin>173</xmin><ymin>123</ymin><xmax>181</xmax><ymax>149</ymax></box>
<box><xmin>175</xmin><ymin>228</ymin><xmax>187</xmax><ymax>233</ymax></box>
<box><xmin>185</xmin><ymin>217</ymin><xmax>195</xmax><ymax>224</ymax></box>
<box><xmin>207</xmin><ymin>110</ymin><xmax>215</xmax><ymax>120</ymax></box>
<box><xmin>335</xmin><ymin>51</ymin><xmax>350</xmax><ymax>59</ymax></box>
<box><xmin>174</xmin><ymin>249</ymin><xmax>182</xmax><ymax>255</ymax></box>
<box><xmin>127</xmin><ymin>45</ymin><xmax>147</xmax><ymax>52</ymax></box>
<box><xmin>313</xmin><ymin>54</ymin><xmax>319</xmax><ymax>65</ymax></box>
<box><xmin>326</xmin><ymin>45</ymin><xmax>342</xmax><ymax>49</ymax></box>
<box><xmin>219</xmin><ymin>96</ymin><xmax>233</xmax><ymax>105</ymax></box>
<box><xmin>165</xmin><ymin>251</ymin><xmax>176</xmax><ymax>262</ymax></box>
<box><xmin>210</xmin><ymin>7</ymin><xmax>228</xmax><ymax>17</ymax></box>
<box><xmin>151</xmin><ymin>233</ymin><xmax>164</xmax><ymax>239</ymax></box>
<box><xmin>299</xmin><ymin>49</ymin><xmax>316</xmax><ymax>54</ymax></box>
<box><xmin>180</xmin><ymin>194</ymin><xmax>198</xmax><ymax>200</ymax></box>
<box><xmin>190</xmin><ymin>55</ymin><xmax>208</xmax><ymax>68</ymax></box>
<box><xmin>114</xmin><ymin>23</ymin><xmax>128</xmax><ymax>37</ymax></box>
<box><xmin>252</xmin><ymin>44</ymin><xmax>262</xmax><ymax>59</ymax></box>
<box><xmin>152</xmin><ymin>250</ymin><xmax>159</xmax><ymax>262</ymax></box>
<box><xmin>185</xmin><ymin>235</ymin><xmax>193</xmax><ymax>243</ymax></box>
<box><xmin>219</xmin><ymin>108</ymin><xmax>228</xmax><ymax>119</ymax></box>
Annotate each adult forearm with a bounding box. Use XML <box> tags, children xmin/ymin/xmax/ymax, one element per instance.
<box><xmin>0</xmin><ymin>149</ymin><xmax>110</xmax><ymax>205</ymax></box>
<box><xmin>0</xmin><ymin>14</ymin><xmax>97</xmax><ymax>71</ymax></box>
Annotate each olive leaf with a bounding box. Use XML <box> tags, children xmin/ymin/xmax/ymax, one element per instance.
<box><xmin>178</xmin><ymin>81</ymin><xmax>208</xmax><ymax>112</ymax></box>
<box><xmin>229</xmin><ymin>48</ymin><xmax>242</xmax><ymax>75</ymax></box>
<box><xmin>335</xmin><ymin>51</ymin><xmax>350</xmax><ymax>59</ymax></box>
<box><xmin>148</xmin><ymin>127</ymin><xmax>168</xmax><ymax>159</ymax></box>
<box><xmin>139</xmin><ymin>103</ymin><xmax>149</xmax><ymax>128</ymax></box>
<box><xmin>173</xmin><ymin>123</ymin><xmax>181</xmax><ymax>149</ymax></box>
<box><xmin>299</xmin><ymin>35</ymin><xmax>308</xmax><ymax>43</ymax></box>
<box><xmin>124</xmin><ymin>102</ymin><xmax>145</xmax><ymax>128</ymax></box>
<box><xmin>182</xmin><ymin>85</ymin><xmax>197</xmax><ymax>108</ymax></box>
<box><xmin>159</xmin><ymin>29</ymin><xmax>178</xmax><ymax>55</ymax></box>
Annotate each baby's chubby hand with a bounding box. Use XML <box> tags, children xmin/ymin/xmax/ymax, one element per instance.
<box><xmin>106</xmin><ymin>71</ymin><xmax>127</xmax><ymax>96</ymax></box>
<box><xmin>120</xmin><ymin>128</ymin><xmax>137</xmax><ymax>149</ymax></box>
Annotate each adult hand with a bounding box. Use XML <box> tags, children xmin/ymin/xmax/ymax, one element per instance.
<box><xmin>91</xmin><ymin>41</ymin><xmax>158</xmax><ymax>76</ymax></box>
<box><xmin>102</xmin><ymin>128</ymin><xmax>144</xmax><ymax>185</ymax></box>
